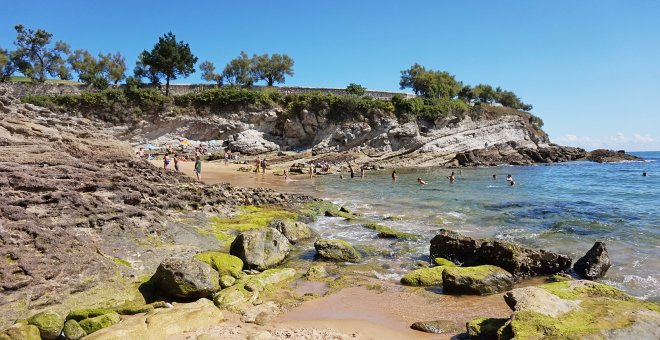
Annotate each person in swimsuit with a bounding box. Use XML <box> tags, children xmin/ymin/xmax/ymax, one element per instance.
<box><xmin>194</xmin><ymin>156</ymin><xmax>202</xmax><ymax>181</ymax></box>
<box><xmin>360</xmin><ymin>165</ymin><xmax>365</xmax><ymax>179</ymax></box>
<box><xmin>447</xmin><ymin>171</ymin><xmax>455</xmax><ymax>183</ymax></box>
<box><xmin>163</xmin><ymin>154</ymin><xmax>170</xmax><ymax>170</ymax></box>
<box><xmin>506</xmin><ymin>174</ymin><xmax>513</xmax><ymax>182</ymax></box>
<box><xmin>643</xmin><ymin>172</ymin><xmax>648</xmax><ymax>177</ymax></box>
<box><xmin>173</xmin><ymin>153</ymin><xmax>180</xmax><ymax>172</ymax></box>
<box><xmin>417</xmin><ymin>177</ymin><xmax>426</xmax><ymax>185</ymax></box>
<box><xmin>492</xmin><ymin>174</ymin><xmax>497</xmax><ymax>180</ymax></box>
<box><xmin>392</xmin><ymin>170</ymin><xmax>398</xmax><ymax>182</ymax></box>
<box><xmin>283</xmin><ymin>169</ymin><xmax>288</xmax><ymax>181</ymax></box>
<box><xmin>224</xmin><ymin>152</ymin><xmax>229</xmax><ymax>166</ymax></box>
<box><xmin>261</xmin><ymin>158</ymin><xmax>267</xmax><ymax>174</ymax></box>
<box><xmin>255</xmin><ymin>156</ymin><xmax>261</xmax><ymax>173</ymax></box>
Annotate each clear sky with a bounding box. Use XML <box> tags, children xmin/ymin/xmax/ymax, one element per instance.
<box><xmin>2</xmin><ymin>0</ymin><xmax>659</xmax><ymax>150</ymax></box>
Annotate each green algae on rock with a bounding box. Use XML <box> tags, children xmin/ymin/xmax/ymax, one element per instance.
<box><xmin>151</xmin><ymin>257</ymin><xmax>220</xmax><ymax>298</ymax></box>
<box><xmin>220</xmin><ymin>275</ymin><xmax>237</xmax><ymax>288</ymax></box>
<box><xmin>66</xmin><ymin>308</ymin><xmax>116</xmax><ymax>322</ymax></box>
<box><xmin>314</xmin><ymin>239</ymin><xmax>361</xmax><ymax>262</ymax></box>
<box><xmin>0</xmin><ymin>323</ymin><xmax>41</xmax><ymax>340</ymax></box>
<box><xmin>442</xmin><ymin>265</ymin><xmax>513</xmax><ymax>295</ymax></box>
<box><xmin>78</xmin><ymin>312</ymin><xmax>121</xmax><ymax>335</ymax></box>
<box><xmin>204</xmin><ymin>205</ymin><xmax>299</xmax><ymax>245</ymax></box>
<box><xmin>433</xmin><ymin>257</ymin><xmax>457</xmax><ymax>267</ymax></box>
<box><xmin>304</xmin><ymin>265</ymin><xmax>328</xmax><ymax>281</ymax></box>
<box><xmin>63</xmin><ymin>319</ymin><xmax>86</xmax><ymax>340</ymax></box>
<box><xmin>400</xmin><ymin>266</ymin><xmax>446</xmax><ymax>286</ymax></box>
<box><xmin>213</xmin><ymin>268</ymin><xmax>296</xmax><ymax>311</ymax></box>
<box><xmin>362</xmin><ymin>223</ymin><xmax>419</xmax><ymax>240</ymax></box>
<box><xmin>28</xmin><ymin>310</ymin><xmax>64</xmax><ymax>340</ymax></box>
<box><xmin>466</xmin><ymin>317</ymin><xmax>509</xmax><ymax>339</ymax></box>
<box><xmin>194</xmin><ymin>251</ymin><xmax>244</xmax><ymax>278</ymax></box>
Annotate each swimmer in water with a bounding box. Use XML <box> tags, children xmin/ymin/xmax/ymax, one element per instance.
<box><xmin>643</xmin><ymin>172</ymin><xmax>648</xmax><ymax>177</ymax></box>
<box><xmin>392</xmin><ymin>170</ymin><xmax>398</xmax><ymax>182</ymax></box>
<box><xmin>506</xmin><ymin>174</ymin><xmax>513</xmax><ymax>182</ymax></box>
<box><xmin>447</xmin><ymin>171</ymin><xmax>455</xmax><ymax>183</ymax></box>
<box><xmin>492</xmin><ymin>174</ymin><xmax>497</xmax><ymax>180</ymax></box>
<box><xmin>417</xmin><ymin>177</ymin><xmax>426</xmax><ymax>185</ymax></box>
<box><xmin>510</xmin><ymin>180</ymin><xmax>516</xmax><ymax>186</ymax></box>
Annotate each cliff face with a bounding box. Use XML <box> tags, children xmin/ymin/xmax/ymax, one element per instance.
<box><xmin>116</xmin><ymin>103</ymin><xmax>584</xmax><ymax>166</ymax></box>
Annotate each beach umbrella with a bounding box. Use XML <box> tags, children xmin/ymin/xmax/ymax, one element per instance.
<box><xmin>180</xmin><ymin>140</ymin><xmax>191</xmax><ymax>145</ymax></box>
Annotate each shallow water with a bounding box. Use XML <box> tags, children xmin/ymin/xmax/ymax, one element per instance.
<box><xmin>291</xmin><ymin>152</ymin><xmax>659</xmax><ymax>300</ymax></box>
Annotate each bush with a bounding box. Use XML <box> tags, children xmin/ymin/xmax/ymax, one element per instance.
<box><xmin>285</xmin><ymin>92</ymin><xmax>393</xmax><ymax>121</ymax></box>
<box><xmin>391</xmin><ymin>95</ymin><xmax>467</xmax><ymax>120</ymax></box>
<box><xmin>174</xmin><ymin>87</ymin><xmax>278</xmax><ymax>112</ymax></box>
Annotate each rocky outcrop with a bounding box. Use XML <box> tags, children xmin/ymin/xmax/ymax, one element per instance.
<box><xmin>587</xmin><ymin>149</ymin><xmax>641</xmax><ymax>163</ymax></box>
<box><xmin>228</xmin><ymin>129</ymin><xmax>279</xmax><ymax>155</ymax></box>
<box><xmin>0</xmin><ymin>323</ymin><xmax>41</xmax><ymax>340</ymax></box>
<box><xmin>229</xmin><ymin>228</ymin><xmax>292</xmax><ymax>270</ymax></box>
<box><xmin>410</xmin><ymin>320</ymin><xmax>463</xmax><ymax>334</ymax></box>
<box><xmin>430</xmin><ymin>229</ymin><xmax>572</xmax><ymax>279</ymax></box>
<box><xmin>268</xmin><ymin>220</ymin><xmax>315</xmax><ymax>244</ymax></box>
<box><xmin>573</xmin><ymin>241</ymin><xmax>612</xmax><ymax>279</ymax></box>
<box><xmin>504</xmin><ymin>287</ymin><xmax>580</xmax><ymax>317</ymax></box>
<box><xmin>28</xmin><ymin>310</ymin><xmax>64</xmax><ymax>340</ymax></box>
<box><xmin>400</xmin><ymin>266</ymin><xmax>446</xmax><ymax>286</ymax></box>
<box><xmin>453</xmin><ymin>144</ymin><xmax>586</xmax><ymax>166</ymax></box>
<box><xmin>466</xmin><ymin>317</ymin><xmax>509</xmax><ymax>339</ymax></box>
<box><xmin>151</xmin><ymin>257</ymin><xmax>220</xmax><ymax>299</ymax></box>
<box><xmin>213</xmin><ymin>268</ymin><xmax>296</xmax><ymax>312</ymax></box>
<box><xmin>314</xmin><ymin>239</ymin><xmax>361</xmax><ymax>262</ymax></box>
<box><xmin>442</xmin><ymin>265</ymin><xmax>514</xmax><ymax>295</ymax></box>
<box><xmin>194</xmin><ymin>251</ymin><xmax>244</xmax><ymax>278</ymax></box>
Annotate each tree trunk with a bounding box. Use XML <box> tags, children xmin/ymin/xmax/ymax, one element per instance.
<box><xmin>267</xmin><ymin>77</ymin><xmax>274</xmax><ymax>87</ymax></box>
<box><xmin>166</xmin><ymin>76</ymin><xmax>170</xmax><ymax>96</ymax></box>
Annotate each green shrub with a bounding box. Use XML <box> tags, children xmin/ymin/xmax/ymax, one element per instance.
<box><xmin>286</xmin><ymin>92</ymin><xmax>393</xmax><ymax>121</ymax></box>
<box><xmin>174</xmin><ymin>87</ymin><xmax>278</xmax><ymax>112</ymax></box>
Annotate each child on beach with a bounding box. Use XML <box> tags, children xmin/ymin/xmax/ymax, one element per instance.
<box><xmin>194</xmin><ymin>156</ymin><xmax>202</xmax><ymax>181</ymax></box>
<box><xmin>283</xmin><ymin>170</ymin><xmax>288</xmax><ymax>181</ymax></box>
<box><xmin>163</xmin><ymin>154</ymin><xmax>171</xmax><ymax>170</ymax></box>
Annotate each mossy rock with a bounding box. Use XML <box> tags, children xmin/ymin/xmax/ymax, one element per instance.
<box><xmin>324</xmin><ymin>209</ymin><xmax>359</xmax><ymax>221</ymax></box>
<box><xmin>466</xmin><ymin>317</ymin><xmax>509</xmax><ymax>339</ymax></box>
<box><xmin>362</xmin><ymin>223</ymin><xmax>419</xmax><ymax>240</ymax></box>
<box><xmin>433</xmin><ymin>257</ymin><xmax>456</xmax><ymax>267</ymax></box>
<box><xmin>442</xmin><ymin>265</ymin><xmax>513</xmax><ymax>295</ymax></box>
<box><xmin>401</xmin><ymin>266</ymin><xmax>445</xmax><ymax>286</ymax></box>
<box><xmin>28</xmin><ymin>310</ymin><xmax>64</xmax><ymax>340</ymax></box>
<box><xmin>0</xmin><ymin>323</ymin><xmax>41</xmax><ymax>340</ymax></box>
<box><xmin>62</xmin><ymin>319</ymin><xmax>86</xmax><ymax>340</ymax></box>
<box><xmin>213</xmin><ymin>268</ymin><xmax>296</xmax><ymax>311</ymax></box>
<box><xmin>194</xmin><ymin>251</ymin><xmax>244</xmax><ymax>278</ymax></box>
<box><xmin>78</xmin><ymin>312</ymin><xmax>120</xmax><ymax>335</ymax></box>
<box><xmin>220</xmin><ymin>275</ymin><xmax>237</xmax><ymax>288</ymax></box>
<box><xmin>304</xmin><ymin>265</ymin><xmax>328</xmax><ymax>281</ymax></box>
<box><xmin>114</xmin><ymin>304</ymin><xmax>154</xmax><ymax>315</ymax></box>
<box><xmin>410</xmin><ymin>319</ymin><xmax>463</xmax><ymax>334</ymax></box>
<box><xmin>314</xmin><ymin>239</ymin><xmax>361</xmax><ymax>262</ymax></box>
<box><xmin>66</xmin><ymin>308</ymin><xmax>115</xmax><ymax>322</ymax></box>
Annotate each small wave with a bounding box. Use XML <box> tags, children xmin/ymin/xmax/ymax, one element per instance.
<box><xmin>603</xmin><ymin>275</ymin><xmax>660</xmax><ymax>300</ymax></box>
<box><xmin>445</xmin><ymin>211</ymin><xmax>465</xmax><ymax>219</ymax></box>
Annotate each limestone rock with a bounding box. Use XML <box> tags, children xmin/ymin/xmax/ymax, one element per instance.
<box><xmin>228</xmin><ymin>130</ymin><xmax>279</xmax><ymax>155</ymax></box>
<box><xmin>230</xmin><ymin>228</ymin><xmax>292</xmax><ymax>271</ymax></box>
<box><xmin>78</xmin><ymin>312</ymin><xmax>120</xmax><ymax>335</ymax></box>
<box><xmin>466</xmin><ymin>317</ymin><xmax>509</xmax><ymax>339</ymax></box>
<box><xmin>63</xmin><ymin>319</ymin><xmax>87</xmax><ymax>340</ymax></box>
<box><xmin>573</xmin><ymin>241</ymin><xmax>612</xmax><ymax>279</ymax></box>
<box><xmin>0</xmin><ymin>323</ymin><xmax>41</xmax><ymax>340</ymax></box>
<box><xmin>28</xmin><ymin>310</ymin><xmax>64</xmax><ymax>340</ymax></box>
<box><xmin>410</xmin><ymin>320</ymin><xmax>462</xmax><ymax>334</ymax></box>
<box><xmin>442</xmin><ymin>265</ymin><xmax>513</xmax><ymax>295</ymax></box>
<box><xmin>400</xmin><ymin>266</ymin><xmax>445</xmax><ymax>286</ymax></box>
<box><xmin>268</xmin><ymin>220</ymin><xmax>315</xmax><ymax>244</ymax></box>
<box><xmin>587</xmin><ymin>149</ymin><xmax>640</xmax><ymax>163</ymax></box>
<box><xmin>314</xmin><ymin>239</ymin><xmax>361</xmax><ymax>262</ymax></box>
<box><xmin>194</xmin><ymin>251</ymin><xmax>244</xmax><ymax>278</ymax></box>
<box><xmin>213</xmin><ymin>269</ymin><xmax>296</xmax><ymax>311</ymax></box>
<box><xmin>151</xmin><ymin>257</ymin><xmax>220</xmax><ymax>298</ymax></box>
<box><xmin>430</xmin><ymin>229</ymin><xmax>572</xmax><ymax>279</ymax></box>
<box><xmin>504</xmin><ymin>287</ymin><xmax>580</xmax><ymax>317</ymax></box>
<box><xmin>220</xmin><ymin>275</ymin><xmax>237</xmax><ymax>288</ymax></box>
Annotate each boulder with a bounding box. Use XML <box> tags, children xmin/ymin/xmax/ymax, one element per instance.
<box><xmin>400</xmin><ymin>266</ymin><xmax>446</xmax><ymax>286</ymax></box>
<box><xmin>410</xmin><ymin>320</ymin><xmax>462</xmax><ymax>334</ymax></box>
<box><xmin>268</xmin><ymin>220</ymin><xmax>315</xmax><ymax>244</ymax></box>
<box><xmin>63</xmin><ymin>319</ymin><xmax>87</xmax><ymax>340</ymax></box>
<box><xmin>304</xmin><ymin>265</ymin><xmax>328</xmax><ymax>281</ymax></box>
<box><xmin>230</xmin><ymin>228</ymin><xmax>292</xmax><ymax>270</ymax></box>
<box><xmin>573</xmin><ymin>241</ymin><xmax>612</xmax><ymax>279</ymax></box>
<box><xmin>28</xmin><ymin>310</ymin><xmax>64</xmax><ymax>340</ymax></box>
<box><xmin>433</xmin><ymin>257</ymin><xmax>457</xmax><ymax>267</ymax></box>
<box><xmin>0</xmin><ymin>323</ymin><xmax>41</xmax><ymax>340</ymax></box>
<box><xmin>220</xmin><ymin>275</ymin><xmax>237</xmax><ymax>288</ymax></box>
<box><xmin>442</xmin><ymin>265</ymin><xmax>513</xmax><ymax>295</ymax></box>
<box><xmin>228</xmin><ymin>130</ymin><xmax>279</xmax><ymax>155</ymax></box>
<box><xmin>288</xmin><ymin>163</ymin><xmax>308</xmax><ymax>174</ymax></box>
<box><xmin>504</xmin><ymin>287</ymin><xmax>580</xmax><ymax>317</ymax></box>
<box><xmin>78</xmin><ymin>312</ymin><xmax>121</xmax><ymax>335</ymax></box>
<box><xmin>430</xmin><ymin>229</ymin><xmax>572</xmax><ymax>279</ymax></box>
<box><xmin>314</xmin><ymin>239</ymin><xmax>361</xmax><ymax>262</ymax></box>
<box><xmin>213</xmin><ymin>269</ymin><xmax>296</xmax><ymax>311</ymax></box>
<box><xmin>194</xmin><ymin>251</ymin><xmax>244</xmax><ymax>278</ymax></box>
<box><xmin>466</xmin><ymin>317</ymin><xmax>509</xmax><ymax>339</ymax></box>
<box><xmin>151</xmin><ymin>257</ymin><xmax>220</xmax><ymax>299</ymax></box>
<box><xmin>66</xmin><ymin>309</ymin><xmax>115</xmax><ymax>322</ymax></box>
<box><xmin>586</xmin><ymin>149</ymin><xmax>640</xmax><ymax>163</ymax></box>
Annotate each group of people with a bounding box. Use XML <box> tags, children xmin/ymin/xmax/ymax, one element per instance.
<box><xmin>161</xmin><ymin>147</ymin><xmax>204</xmax><ymax>181</ymax></box>
<box><xmin>410</xmin><ymin>172</ymin><xmax>516</xmax><ymax>186</ymax></box>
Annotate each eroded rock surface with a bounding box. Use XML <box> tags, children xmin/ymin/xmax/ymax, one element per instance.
<box><xmin>230</xmin><ymin>228</ymin><xmax>292</xmax><ymax>270</ymax></box>
<box><xmin>573</xmin><ymin>241</ymin><xmax>612</xmax><ymax>279</ymax></box>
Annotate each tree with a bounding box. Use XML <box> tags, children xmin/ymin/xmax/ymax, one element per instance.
<box><xmin>0</xmin><ymin>48</ymin><xmax>13</xmax><ymax>82</ymax></box>
<box><xmin>101</xmin><ymin>52</ymin><xmax>126</xmax><ymax>84</ymax></box>
<box><xmin>399</xmin><ymin>63</ymin><xmax>461</xmax><ymax>99</ymax></box>
<box><xmin>67</xmin><ymin>49</ymin><xmax>104</xmax><ymax>84</ymax></box>
<box><xmin>135</xmin><ymin>32</ymin><xmax>197</xmax><ymax>96</ymax></box>
<box><xmin>472</xmin><ymin>84</ymin><xmax>496</xmax><ymax>104</ymax></box>
<box><xmin>346</xmin><ymin>83</ymin><xmax>366</xmax><ymax>96</ymax></box>
<box><xmin>10</xmin><ymin>25</ymin><xmax>71</xmax><ymax>82</ymax></box>
<box><xmin>134</xmin><ymin>51</ymin><xmax>160</xmax><ymax>86</ymax></box>
<box><xmin>199</xmin><ymin>60</ymin><xmax>222</xmax><ymax>85</ymax></box>
<box><xmin>222</xmin><ymin>51</ymin><xmax>253</xmax><ymax>87</ymax></box>
<box><xmin>251</xmin><ymin>53</ymin><xmax>294</xmax><ymax>86</ymax></box>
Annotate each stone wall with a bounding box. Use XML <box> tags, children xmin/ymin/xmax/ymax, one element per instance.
<box><xmin>4</xmin><ymin>82</ymin><xmax>417</xmax><ymax>99</ymax></box>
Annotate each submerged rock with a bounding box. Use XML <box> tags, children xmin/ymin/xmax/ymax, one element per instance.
<box><xmin>314</xmin><ymin>239</ymin><xmax>361</xmax><ymax>262</ymax></box>
<box><xmin>230</xmin><ymin>228</ymin><xmax>292</xmax><ymax>270</ymax></box>
<box><xmin>151</xmin><ymin>257</ymin><xmax>220</xmax><ymax>298</ymax></box>
<box><xmin>304</xmin><ymin>265</ymin><xmax>328</xmax><ymax>281</ymax></box>
<box><xmin>400</xmin><ymin>266</ymin><xmax>446</xmax><ymax>286</ymax></box>
<box><xmin>28</xmin><ymin>310</ymin><xmax>64</xmax><ymax>340</ymax></box>
<box><xmin>410</xmin><ymin>320</ymin><xmax>463</xmax><ymax>334</ymax></box>
<box><xmin>268</xmin><ymin>220</ymin><xmax>315</xmax><ymax>244</ymax></box>
<box><xmin>430</xmin><ymin>229</ymin><xmax>572</xmax><ymax>279</ymax></box>
<box><xmin>573</xmin><ymin>241</ymin><xmax>612</xmax><ymax>279</ymax></box>
<box><xmin>442</xmin><ymin>265</ymin><xmax>513</xmax><ymax>295</ymax></box>
<box><xmin>466</xmin><ymin>317</ymin><xmax>509</xmax><ymax>339</ymax></box>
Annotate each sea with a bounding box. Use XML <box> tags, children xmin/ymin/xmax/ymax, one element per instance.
<box><xmin>297</xmin><ymin>151</ymin><xmax>660</xmax><ymax>301</ymax></box>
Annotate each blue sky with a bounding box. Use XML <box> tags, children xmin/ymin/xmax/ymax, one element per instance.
<box><xmin>2</xmin><ymin>0</ymin><xmax>659</xmax><ymax>150</ymax></box>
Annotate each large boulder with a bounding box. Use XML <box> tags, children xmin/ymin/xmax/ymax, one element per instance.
<box><xmin>442</xmin><ymin>265</ymin><xmax>513</xmax><ymax>295</ymax></box>
<box><xmin>430</xmin><ymin>229</ymin><xmax>572</xmax><ymax>279</ymax></box>
<box><xmin>314</xmin><ymin>239</ymin><xmax>361</xmax><ymax>262</ymax></box>
<box><xmin>213</xmin><ymin>269</ymin><xmax>296</xmax><ymax>311</ymax></box>
<box><xmin>63</xmin><ymin>319</ymin><xmax>87</xmax><ymax>340</ymax></box>
<box><xmin>194</xmin><ymin>251</ymin><xmax>244</xmax><ymax>278</ymax></box>
<box><xmin>504</xmin><ymin>287</ymin><xmax>580</xmax><ymax>317</ymax></box>
<box><xmin>230</xmin><ymin>228</ymin><xmax>292</xmax><ymax>270</ymax></box>
<box><xmin>228</xmin><ymin>130</ymin><xmax>279</xmax><ymax>155</ymax></box>
<box><xmin>400</xmin><ymin>266</ymin><xmax>446</xmax><ymax>286</ymax></box>
<box><xmin>466</xmin><ymin>317</ymin><xmax>509</xmax><ymax>339</ymax></box>
<box><xmin>78</xmin><ymin>313</ymin><xmax>120</xmax><ymax>335</ymax></box>
<box><xmin>268</xmin><ymin>220</ymin><xmax>315</xmax><ymax>244</ymax></box>
<box><xmin>573</xmin><ymin>241</ymin><xmax>612</xmax><ymax>279</ymax></box>
<box><xmin>151</xmin><ymin>257</ymin><xmax>220</xmax><ymax>298</ymax></box>
<box><xmin>0</xmin><ymin>323</ymin><xmax>41</xmax><ymax>340</ymax></box>
<box><xmin>410</xmin><ymin>320</ymin><xmax>462</xmax><ymax>334</ymax></box>
<box><xmin>28</xmin><ymin>310</ymin><xmax>64</xmax><ymax>340</ymax></box>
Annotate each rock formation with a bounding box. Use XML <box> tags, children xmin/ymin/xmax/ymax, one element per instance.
<box><xmin>573</xmin><ymin>241</ymin><xmax>612</xmax><ymax>279</ymax></box>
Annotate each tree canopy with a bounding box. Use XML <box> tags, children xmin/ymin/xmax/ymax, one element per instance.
<box><xmin>222</xmin><ymin>51</ymin><xmax>253</xmax><ymax>87</ymax></box>
<box><xmin>199</xmin><ymin>60</ymin><xmax>222</xmax><ymax>85</ymax></box>
<box><xmin>346</xmin><ymin>83</ymin><xmax>366</xmax><ymax>96</ymax></box>
<box><xmin>134</xmin><ymin>32</ymin><xmax>197</xmax><ymax>96</ymax></box>
<box><xmin>399</xmin><ymin>63</ymin><xmax>461</xmax><ymax>99</ymax></box>
<box><xmin>251</xmin><ymin>53</ymin><xmax>294</xmax><ymax>86</ymax></box>
<box><xmin>10</xmin><ymin>25</ymin><xmax>71</xmax><ymax>82</ymax></box>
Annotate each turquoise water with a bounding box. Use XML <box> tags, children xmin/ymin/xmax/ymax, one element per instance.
<box><xmin>304</xmin><ymin>152</ymin><xmax>660</xmax><ymax>300</ymax></box>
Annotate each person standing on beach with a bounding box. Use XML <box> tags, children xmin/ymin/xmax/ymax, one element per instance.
<box><xmin>255</xmin><ymin>156</ymin><xmax>261</xmax><ymax>173</ymax></box>
<box><xmin>163</xmin><ymin>154</ymin><xmax>171</xmax><ymax>170</ymax></box>
<box><xmin>138</xmin><ymin>147</ymin><xmax>145</xmax><ymax>159</ymax></box>
<box><xmin>194</xmin><ymin>156</ymin><xmax>202</xmax><ymax>181</ymax></box>
<box><xmin>309</xmin><ymin>163</ymin><xmax>314</xmax><ymax>179</ymax></box>
<box><xmin>224</xmin><ymin>152</ymin><xmax>229</xmax><ymax>166</ymax></box>
<box><xmin>173</xmin><ymin>153</ymin><xmax>180</xmax><ymax>172</ymax></box>
<box><xmin>261</xmin><ymin>158</ymin><xmax>267</xmax><ymax>174</ymax></box>
<box><xmin>283</xmin><ymin>169</ymin><xmax>288</xmax><ymax>181</ymax></box>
